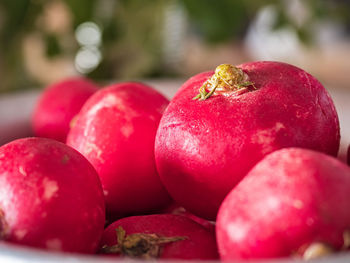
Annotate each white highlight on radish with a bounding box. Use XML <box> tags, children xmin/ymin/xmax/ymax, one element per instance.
<box><xmin>42</xmin><ymin>177</ymin><xmax>59</xmax><ymax>201</ymax></box>
<box><xmin>251</xmin><ymin>122</ymin><xmax>285</xmax><ymax>154</ymax></box>
<box><xmin>18</xmin><ymin>166</ymin><xmax>26</xmax><ymax>176</ymax></box>
<box><xmin>227</xmin><ymin>221</ymin><xmax>249</xmax><ymax>243</ymax></box>
<box><xmin>120</xmin><ymin>124</ymin><xmax>134</xmax><ymax>138</ymax></box>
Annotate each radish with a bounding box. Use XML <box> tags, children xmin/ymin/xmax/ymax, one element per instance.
<box><xmin>66</xmin><ymin>82</ymin><xmax>171</xmax><ymax>217</ymax></box>
<box><xmin>0</xmin><ymin>137</ymin><xmax>105</xmax><ymax>253</ymax></box>
<box><xmin>32</xmin><ymin>77</ymin><xmax>98</xmax><ymax>142</ymax></box>
<box><xmin>99</xmin><ymin>214</ymin><xmax>218</xmax><ymax>259</ymax></box>
<box><xmin>217</xmin><ymin>147</ymin><xmax>350</xmax><ymax>260</ymax></box>
<box><xmin>155</xmin><ymin>61</ymin><xmax>340</xmax><ymax>220</ymax></box>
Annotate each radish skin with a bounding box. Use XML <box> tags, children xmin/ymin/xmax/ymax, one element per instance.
<box><xmin>217</xmin><ymin>148</ymin><xmax>350</xmax><ymax>260</ymax></box>
<box><xmin>0</xmin><ymin>137</ymin><xmax>105</xmax><ymax>253</ymax></box>
<box><xmin>32</xmin><ymin>77</ymin><xmax>98</xmax><ymax>142</ymax></box>
<box><xmin>67</xmin><ymin>82</ymin><xmax>171</xmax><ymax>217</ymax></box>
<box><xmin>100</xmin><ymin>214</ymin><xmax>218</xmax><ymax>260</ymax></box>
<box><xmin>160</xmin><ymin>203</ymin><xmax>215</xmax><ymax>232</ymax></box>
<box><xmin>155</xmin><ymin>61</ymin><xmax>340</xmax><ymax>220</ymax></box>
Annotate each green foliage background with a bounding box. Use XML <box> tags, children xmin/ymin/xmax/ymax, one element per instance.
<box><xmin>0</xmin><ymin>0</ymin><xmax>348</xmax><ymax>92</ymax></box>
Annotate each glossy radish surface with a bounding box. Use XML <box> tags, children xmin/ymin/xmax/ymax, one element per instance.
<box><xmin>0</xmin><ymin>137</ymin><xmax>105</xmax><ymax>253</ymax></box>
<box><xmin>160</xmin><ymin>203</ymin><xmax>215</xmax><ymax>232</ymax></box>
<box><xmin>155</xmin><ymin>61</ymin><xmax>340</xmax><ymax>220</ymax></box>
<box><xmin>32</xmin><ymin>77</ymin><xmax>98</xmax><ymax>142</ymax></box>
<box><xmin>99</xmin><ymin>214</ymin><xmax>218</xmax><ymax>259</ymax></box>
<box><xmin>217</xmin><ymin>148</ymin><xmax>350</xmax><ymax>261</ymax></box>
<box><xmin>67</xmin><ymin>82</ymin><xmax>171</xmax><ymax>217</ymax></box>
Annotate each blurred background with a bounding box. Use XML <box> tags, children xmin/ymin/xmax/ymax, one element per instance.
<box><xmin>0</xmin><ymin>0</ymin><xmax>350</xmax><ymax>93</ymax></box>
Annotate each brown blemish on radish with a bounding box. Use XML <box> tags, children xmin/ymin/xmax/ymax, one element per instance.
<box><xmin>101</xmin><ymin>226</ymin><xmax>187</xmax><ymax>259</ymax></box>
<box><xmin>61</xmin><ymin>154</ymin><xmax>70</xmax><ymax>164</ymax></box>
<box><xmin>302</xmin><ymin>231</ymin><xmax>350</xmax><ymax>260</ymax></box>
<box><xmin>0</xmin><ymin>208</ymin><xmax>9</xmax><ymax>239</ymax></box>
<box><xmin>193</xmin><ymin>64</ymin><xmax>255</xmax><ymax>100</ymax></box>
<box><xmin>342</xmin><ymin>230</ymin><xmax>350</xmax><ymax>249</ymax></box>
<box><xmin>302</xmin><ymin>242</ymin><xmax>334</xmax><ymax>260</ymax></box>
<box><xmin>69</xmin><ymin>115</ymin><xmax>79</xmax><ymax>129</ymax></box>
<box><xmin>293</xmin><ymin>200</ymin><xmax>304</xmax><ymax>209</ymax></box>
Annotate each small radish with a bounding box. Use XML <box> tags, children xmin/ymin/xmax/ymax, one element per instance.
<box><xmin>99</xmin><ymin>214</ymin><xmax>218</xmax><ymax>260</ymax></box>
<box><xmin>155</xmin><ymin>61</ymin><xmax>340</xmax><ymax>220</ymax></box>
<box><xmin>217</xmin><ymin>147</ymin><xmax>350</xmax><ymax>260</ymax></box>
<box><xmin>66</xmin><ymin>82</ymin><xmax>171</xmax><ymax>217</ymax></box>
<box><xmin>32</xmin><ymin>77</ymin><xmax>98</xmax><ymax>142</ymax></box>
<box><xmin>0</xmin><ymin>137</ymin><xmax>105</xmax><ymax>253</ymax></box>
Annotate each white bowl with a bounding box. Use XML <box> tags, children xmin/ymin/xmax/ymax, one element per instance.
<box><xmin>0</xmin><ymin>81</ymin><xmax>349</xmax><ymax>262</ymax></box>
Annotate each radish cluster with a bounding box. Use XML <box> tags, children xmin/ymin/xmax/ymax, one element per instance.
<box><xmin>0</xmin><ymin>60</ymin><xmax>348</xmax><ymax>261</ymax></box>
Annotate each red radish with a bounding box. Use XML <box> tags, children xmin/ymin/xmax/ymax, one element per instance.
<box><xmin>99</xmin><ymin>214</ymin><xmax>218</xmax><ymax>260</ymax></box>
<box><xmin>155</xmin><ymin>61</ymin><xmax>340</xmax><ymax>220</ymax></box>
<box><xmin>217</xmin><ymin>147</ymin><xmax>350</xmax><ymax>260</ymax></box>
<box><xmin>66</xmin><ymin>82</ymin><xmax>171</xmax><ymax>217</ymax></box>
<box><xmin>347</xmin><ymin>144</ymin><xmax>350</xmax><ymax>165</ymax></box>
<box><xmin>0</xmin><ymin>137</ymin><xmax>105</xmax><ymax>253</ymax></box>
<box><xmin>32</xmin><ymin>77</ymin><xmax>98</xmax><ymax>142</ymax></box>
<box><xmin>160</xmin><ymin>203</ymin><xmax>215</xmax><ymax>232</ymax></box>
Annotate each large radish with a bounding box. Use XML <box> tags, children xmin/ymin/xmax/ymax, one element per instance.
<box><xmin>155</xmin><ymin>61</ymin><xmax>340</xmax><ymax>220</ymax></box>
<box><xmin>67</xmin><ymin>82</ymin><xmax>171</xmax><ymax>218</ymax></box>
<box><xmin>217</xmin><ymin>148</ymin><xmax>350</xmax><ymax>260</ymax></box>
